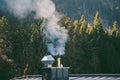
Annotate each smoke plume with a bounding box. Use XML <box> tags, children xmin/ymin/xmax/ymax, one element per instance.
<box><xmin>5</xmin><ymin>0</ymin><xmax>68</xmax><ymax>56</ymax></box>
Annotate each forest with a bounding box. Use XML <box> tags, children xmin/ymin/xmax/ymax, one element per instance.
<box><xmin>0</xmin><ymin>12</ymin><xmax>120</xmax><ymax>80</ymax></box>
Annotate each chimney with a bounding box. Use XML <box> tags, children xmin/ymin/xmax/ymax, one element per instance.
<box><xmin>41</xmin><ymin>55</ymin><xmax>69</xmax><ymax>80</ymax></box>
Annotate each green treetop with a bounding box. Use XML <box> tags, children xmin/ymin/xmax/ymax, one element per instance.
<box><xmin>79</xmin><ymin>16</ymin><xmax>87</xmax><ymax>34</ymax></box>
<box><xmin>93</xmin><ymin>11</ymin><xmax>102</xmax><ymax>28</ymax></box>
<box><xmin>112</xmin><ymin>21</ymin><xmax>120</xmax><ymax>37</ymax></box>
<box><xmin>93</xmin><ymin>11</ymin><xmax>104</xmax><ymax>36</ymax></box>
<box><xmin>86</xmin><ymin>23</ymin><xmax>94</xmax><ymax>34</ymax></box>
<box><xmin>73</xmin><ymin>20</ymin><xmax>79</xmax><ymax>33</ymax></box>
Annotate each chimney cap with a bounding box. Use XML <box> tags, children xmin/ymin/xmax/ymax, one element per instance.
<box><xmin>41</xmin><ymin>55</ymin><xmax>55</xmax><ymax>67</ymax></box>
<box><xmin>41</xmin><ymin>55</ymin><xmax>55</xmax><ymax>61</ymax></box>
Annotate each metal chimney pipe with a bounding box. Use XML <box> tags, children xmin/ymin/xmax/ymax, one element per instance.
<box><xmin>57</xmin><ymin>56</ymin><xmax>61</xmax><ymax>67</ymax></box>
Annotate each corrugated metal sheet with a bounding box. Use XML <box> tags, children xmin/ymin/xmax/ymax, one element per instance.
<box><xmin>11</xmin><ymin>74</ymin><xmax>120</xmax><ymax>80</ymax></box>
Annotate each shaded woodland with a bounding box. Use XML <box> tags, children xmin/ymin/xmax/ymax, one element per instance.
<box><xmin>0</xmin><ymin>12</ymin><xmax>120</xmax><ymax>80</ymax></box>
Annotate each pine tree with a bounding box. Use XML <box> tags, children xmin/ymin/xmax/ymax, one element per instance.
<box><xmin>0</xmin><ymin>16</ymin><xmax>11</xmax><ymax>56</ymax></box>
<box><xmin>89</xmin><ymin>12</ymin><xmax>105</xmax><ymax>73</ymax></box>
<box><xmin>0</xmin><ymin>16</ymin><xmax>15</xmax><ymax>80</ymax></box>
<box><xmin>110</xmin><ymin>21</ymin><xmax>120</xmax><ymax>72</ymax></box>
<box><xmin>94</xmin><ymin>12</ymin><xmax>102</xmax><ymax>28</ymax></box>
<box><xmin>93</xmin><ymin>11</ymin><xmax>104</xmax><ymax>36</ymax></box>
<box><xmin>79</xmin><ymin>15</ymin><xmax>85</xmax><ymax>25</ymax></box>
<box><xmin>73</xmin><ymin>20</ymin><xmax>79</xmax><ymax>33</ymax></box>
<box><xmin>92</xmin><ymin>12</ymin><xmax>105</xmax><ymax>43</ymax></box>
<box><xmin>79</xmin><ymin>16</ymin><xmax>87</xmax><ymax>34</ymax></box>
<box><xmin>86</xmin><ymin>23</ymin><xmax>94</xmax><ymax>34</ymax></box>
<box><xmin>111</xmin><ymin>21</ymin><xmax>120</xmax><ymax>37</ymax></box>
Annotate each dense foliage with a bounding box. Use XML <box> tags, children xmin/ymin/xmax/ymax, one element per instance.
<box><xmin>0</xmin><ymin>12</ymin><xmax>120</xmax><ymax>80</ymax></box>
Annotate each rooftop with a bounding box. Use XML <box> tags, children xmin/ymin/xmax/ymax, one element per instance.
<box><xmin>11</xmin><ymin>74</ymin><xmax>120</xmax><ymax>80</ymax></box>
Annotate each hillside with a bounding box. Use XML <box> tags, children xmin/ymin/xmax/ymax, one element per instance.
<box><xmin>54</xmin><ymin>0</ymin><xmax>120</xmax><ymax>26</ymax></box>
<box><xmin>0</xmin><ymin>0</ymin><xmax>120</xmax><ymax>26</ymax></box>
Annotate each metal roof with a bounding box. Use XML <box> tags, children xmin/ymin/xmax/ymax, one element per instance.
<box><xmin>70</xmin><ymin>77</ymin><xmax>120</xmax><ymax>80</ymax></box>
<box><xmin>11</xmin><ymin>74</ymin><xmax>120</xmax><ymax>80</ymax></box>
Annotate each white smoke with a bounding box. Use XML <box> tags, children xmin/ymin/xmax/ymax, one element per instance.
<box><xmin>5</xmin><ymin>0</ymin><xmax>68</xmax><ymax>56</ymax></box>
<box><xmin>5</xmin><ymin>0</ymin><xmax>56</xmax><ymax>18</ymax></box>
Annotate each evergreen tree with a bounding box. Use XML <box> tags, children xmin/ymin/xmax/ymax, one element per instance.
<box><xmin>89</xmin><ymin>11</ymin><xmax>106</xmax><ymax>73</ymax></box>
<box><xmin>0</xmin><ymin>16</ymin><xmax>15</xmax><ymax>80</ymax></box>
<box><xmin>111</xmin><ymin>21</ymin><xmax>120</xmax><ymax>37</ymax></box>
<box><xmin>79</xmin><ymin>16</ymin><xmax>87</xmax><ymax>34</ymax></box>
<box><xmin>93</xmin><ymin>11</ymin><xmax>104</xmax><ymax>36</ymax></box>
<box><xmin>109</xmin><ymin>21</ymin><xmax>120</xmax><ymax>73</ymax></box>
<box><xmin>86</xmin><ymin>23</ymin><xmax>94</xmax><ymax>34</ymax></box>
<box><xmin>73</xmin><ymin>20</ymin><xmax>79</xmax><ymax>33</ymax></box>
